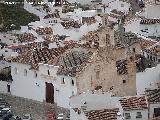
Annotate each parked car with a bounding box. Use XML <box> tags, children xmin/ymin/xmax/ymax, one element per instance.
<box><xmin>22</xmin><ymin>114</ymin><xmax>32</xmax><ymax>120</ymax></box>
<box><xmin>2</xmin><ymin>112</ymin><xmax>13</xmax><ymax>120</ymax></box>
<box><xmin>0</xmin><ymin>108</ymin><xmax>12</xmax><ymax>117</ymax></box>
<box><xmin>57</xmin><ymin>113</ymin><xmax>64</xmax><ymax>120</ymax></box>
<box><xmin>46</xmin><ymin>112</ymin><xmax>56</xmax><ymax>120</ymax></box>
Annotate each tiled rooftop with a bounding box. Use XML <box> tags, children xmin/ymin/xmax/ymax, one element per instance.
<box><xmin>61</xmin><ymin>21</ymin><xmax>81</xmax><ymax>29</ymax></box>
<box><xmin>14</xmin><ymin>46</ymin><xmax>66</xmax><ymax>69</ymax></box>
<box><xmin>145</xmin><ymin>88</ymin><xmax>160</xmax><ymax>103</ymax></box>
<box><xmin>140</xmin><ymin>18</ymin><xmax>160</xmax><ymax>25</ymax></box>
<box><xmin>140</xmin><ymin>40</ymin><xmax>157</xmax><ymax>50</ymax></box>
<box><xmin>85</xmin><ymin>108</ymin><xmax>119</xmax><ymax>120</ymax></box>
<box><xmin>57</xmin><ymin>49</ymin><xmax>93</xmax><ymax>77</ymax></box>
<box><xmin>42</xmin><ymin>35</ymin><xmax>59</xmax><ymax>42</ymax></box>
<box><xmin>119</xmin><ymin>96</ymin><xmax>147</xmax><ymax>111</ymax></box>
<box><xmin>82</xmin><ymin>17</ymin><xmax>96</xmax><ymax>25</ymax></box>
<box><xmin>44</xmin><ymin>13</ymin><xmax>60</xmax><ymax>19</ymax></box>
<box><xmin>81</xmin><ymin>30</ymin><xmax>99</xmax><ymax>48</ymax></box>
<box><xmin>145</xmin><ymin>45</ymin><xmax>160</xmax><ymax>56</ymax></box>
<box><xmin>35</xmin><ymin>27</ymin><xmax>53</xmax><ymax>35</ymax></box>
<box><xmin>17</xmin><ymin>33</ymin><xmax>37</xmax><ymax>42</ymax></box>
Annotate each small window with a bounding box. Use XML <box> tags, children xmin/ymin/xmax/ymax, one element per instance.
<box><xmin>34</xmin><ymin>71</ymin><xmax>37</xmax><ymax>78</ymax></box>
<box><xmin>71</xmin><ymin>79</ymin><xmax>74</xmax><ymax>86</ymax></box>
<box><xmin>133</xmin><ymin>48</ymin><xmax>135</xmax><ymax>52</ymax></box>
<box><xmin>7</xmin><ymin>84</ymin><xmax>10</xmax><ymax>93</ymax></box>
<box><xmin>24</xmin><ymin>69</ymin><xmax>27</xmax><ymax>76</ymax></box>
<box><xmin>123</xmin><ymin>80</ymin><xmax>126</xmax><ymax>83</ymax></box>
<box><xmin>15</xmin><ymin>67</ymin><xmax>17</xmax><ymax>74</ymax></box>
<box><xmin>121</xmin><ymin>4</ymin><xmax>124</xmax><ymax>7</ymax></box>
<box><xmin>136</xmin><ymin>112</ymin><xmax>142</xmax><ymax>118</ymax></box>
<box><xmin>62</xmin><ymin>77</ymin><xmax>65</xmax><ymax>84</ymax></box>
<box><xmin>125</xmin><ymin>113</ymin><xmax>131</xmax><ymax>119</ymax></box>
<box><xmin>158</xmin><ymin>59</ymin><xmax>160</xmax><ymax>63</ymax></box>
<box><xmin>47</xmin><ymin>70</ymin><xmax>50</xmax><ymax>75</ymax></box>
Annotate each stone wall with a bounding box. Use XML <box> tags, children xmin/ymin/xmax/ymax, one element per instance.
<box><xmin>75</xmin><ymin>46</ymin><xmax>137</xmax><ymax>96</ymax></box>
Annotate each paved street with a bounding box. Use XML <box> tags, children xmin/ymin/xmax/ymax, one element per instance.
<box><xmin>0</xmin><ymin>94</ymin><xmax>69</xmax><ymax>120</ymax></box>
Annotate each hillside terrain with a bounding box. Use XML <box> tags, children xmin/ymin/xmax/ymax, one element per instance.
<box><xmin>0</xmin><ymin>3</ymin><xmax>40</xmax><ymax>32</ymax></box>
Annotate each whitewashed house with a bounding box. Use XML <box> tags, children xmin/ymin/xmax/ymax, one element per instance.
<box><xmin>101</xmin><ymin>0</ymin><xmax>130</xmax><ymax>14</ymax></box>
<box><xmin>10</xmin><ymin>43</ymin><xmax>91</xmax><ymax>109</ymax></box>
<box><xmin>145</xmin><ymin>88</ymin><xmax>160</xmax><ymax>119</ymax></box>
<box><xmin>136</xmin><ymin>64</ymin><xmax>160</xmax><ymax>95</ymax></box>
<box><xmin>11</xmin><ymin>46</ymin><xmax>67</xmax><ymax>103</ymax></box>
<box><xmin>69</xmin><ymin>91</ymin><xmax>121</xmax><ymax>120</ymax></box>
<box><xmin>119</xmin><ymin>96</ymin><xmax>148</xmax><ymax>120</ymax></box>
<box><xmin>55</xmin><ymin>47</ymin><xmax>94</xmax><ymax>108</ymax></box>
<box><xmin>125</xmin><ymin>0</ymin><xmax>160</xmax><ymax>37</ymax></box>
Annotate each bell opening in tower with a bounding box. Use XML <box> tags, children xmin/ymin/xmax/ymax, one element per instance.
<box><xmin>55</xmin><ymin>0</ymin><xmax>62</xmax><ymax>6</ymax></box>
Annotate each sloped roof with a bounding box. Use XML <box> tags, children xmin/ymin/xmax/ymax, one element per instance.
<box><xmin>13</xmin><ymin>47</ymin><xmax>66</xmax><ymax>69</ymax></box>
<box><xmin>140</xmin><ymin>18</ymin><xmax>160</xmax><ymax>25</ymax></box>
<box><xmin>85</xmin><ymin>108</ymin><xmax>119</xmax><ymax>120</ymax></box>
<box><xmin>145</xmin><ymin>88</ymin><xmax>160</xmax><ymax>103</ymax></box>
<box><xmin>44</xmin><ymin>13</ymin><xmax>60</xmax><ymax>19</ymax></box>
<box><xmin>119</xmin><ymin>96</ymin><xmax>147</xmax><ymax>111</ymax></box>
<box><xmin>57</xmin><ymin>49</ymin><xmax>93</xmax><ymax>77</ymax></box>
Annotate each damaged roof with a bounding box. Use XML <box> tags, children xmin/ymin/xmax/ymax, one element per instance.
<box><xmin>57</xmin><ymin>48</ymin><xmax>93</xmax><ymax>77</ymax></box>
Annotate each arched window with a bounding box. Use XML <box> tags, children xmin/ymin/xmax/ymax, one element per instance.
<box><xmin>15</xmin><ymin>67</ymin><xmax>17</xmax><ymax>74</ymax></box>
<box><xmin>24</xmin><ymin>69</ymin><xmax>27</xmax><ymax>76</ymax></box>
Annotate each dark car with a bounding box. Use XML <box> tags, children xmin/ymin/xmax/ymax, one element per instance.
<box><xmin>0</xmin><ymin>108</ymin><xmax>12</xmax><ymax>117</ymax></box>
<box><xmin>2</xmin><ymin>112</ymin><xmax>13</xmax><ymax>120</ymax></box>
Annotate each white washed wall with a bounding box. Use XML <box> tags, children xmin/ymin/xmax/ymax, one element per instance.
<box><xmin>0</xmin><ymin>81</ymin><xmax>11</xmax><ymax>94</ymax></box>
<box><xmin>11</xmin><ymin>62</ymin><xmax>46</xmax><ymax>102</ymax></box>
<box><xmin>123</xmin><ymin>109</ymin><xmax>148</xmax><ymax>120</ymax></box>
<box><xmin>145</xmin><ymin>5</ymin><xmax>160</xmax><ymax>19</ymax></box>
<box><xmin>55</xmin><ymin>75</ymin><xmax>77</xmax><ymax>108</ymax></box>
<box><xmin>149</xmin><ymin>103</ymin><xmax>160</xmax><ymax>119</ymax></box>
<box><xmin>136</xmin><ymin>64</ymin><xmax>160</xmax><ymax>95</ymax></box>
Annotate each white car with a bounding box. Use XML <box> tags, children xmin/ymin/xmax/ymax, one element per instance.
<box><xmin>22</xmin><ymin>114</ymin><xmax>32</xmax><ymax>120</ymax></box>
<box><xmin>57</xmin><ymin>113</ymin><xmax>64</xmax><ymax>120</ymax></box>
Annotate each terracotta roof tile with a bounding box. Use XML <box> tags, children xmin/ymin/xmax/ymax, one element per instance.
<box><xmin>61</xmin><ymin>21</ymin><xmax>81</xmax><ymax>29</ymax></box>
<box><xmin>35</xmin><ymin>27</ymin><xmax>53</xmax><ymax>35</ymax></box>
<box><xmin>140</xmin><ymin>19</ymin><xmax>160</xmax><ymax>25</ymax></box>
<box><xmin>82</xmin><ymin>17</ymin><xmax>96</xmax><ymax>25</ymax></box>
<box><xmin>85</xmin><ymin>108</ymin><xmax>119</xmax><ymax>120</ymax></box>
<box><xmin>120</xmin><ymin>96</ymin><xmax>147</xmax><ymax>111</ymax></box>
